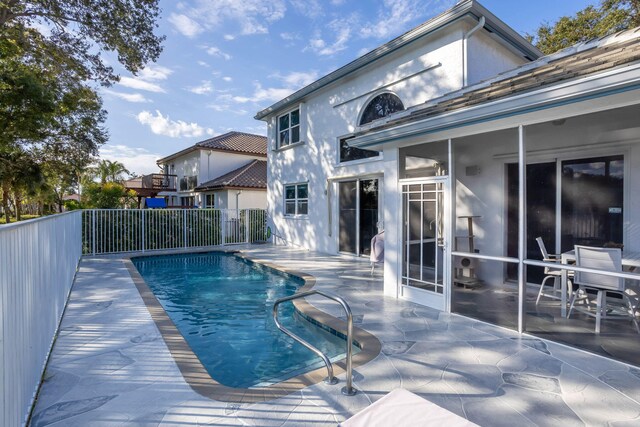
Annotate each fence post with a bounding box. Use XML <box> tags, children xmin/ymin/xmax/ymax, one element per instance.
<box><xmin>245</xmin><ymin>209</ymin><xmax>250</xmax><ymax>243</ymax></box>
<box><xmin>183</xmin><ymin>209</ymin><xmax>187</xmax><ymax>248</ymax></box>
<box><xmin>91</xmin><ymin>210</ymin><xmax>96</xmax><ymax>256</ymax></box>
<box><xmin>141</xmin><ymin>210</ymin><xmax>146</xmax><ymax>252</ymax></box>
<box><xmin>221</xmin><ymin>210</ymin><xmax>226</xmax><ymax>245</ymax></box>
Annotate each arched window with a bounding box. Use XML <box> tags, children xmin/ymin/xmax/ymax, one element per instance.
<box><xmin>359</xmin><ymin>93</ymin><xmax>404</xmax><ymax>126</ymax></box>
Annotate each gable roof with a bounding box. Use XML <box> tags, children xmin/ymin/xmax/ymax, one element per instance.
<box><xmin>194</xmin><ymin>159</ymin><xmax>267</xmax><ymax>191</ymax></box>
<box><xmin>254</xmin><ymin>0</ymin><xmax>541</xmax><ymax>121</ymax></box>
<box><xmin>157</xmin><ymin>131</ymin><xmax>267</xmax><ymax>164</ymax></box>
<box><xmin>350</xmin><ymin>26</ymin><xmax>640</xmax><ymax>146</ymax></box>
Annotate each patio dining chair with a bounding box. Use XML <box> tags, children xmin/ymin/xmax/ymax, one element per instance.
<box><xmin>568</xmin><ymin>245</ymin><xmax>640</xmax><ymax>334</ymax></box>
<box><xmin>535</xmin><ymin>237</ymin><xmax>573</xmax><ymax>305</ymax></box>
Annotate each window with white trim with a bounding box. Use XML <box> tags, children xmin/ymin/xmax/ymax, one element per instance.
<box><xmin>284</xmin><ymin>183</ymin><xmax>308</xmax><ymax>216</ymax></box>
<box><xmin>278</xmin><ymin>108</ymin><xmax>300</xmax><ymax>148</ymax></box>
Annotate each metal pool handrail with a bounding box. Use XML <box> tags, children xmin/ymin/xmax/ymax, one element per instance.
<box><xmin>272</xmin><ymin>290</ymin><xmax>357</xmax><ymax>396</ymax></box>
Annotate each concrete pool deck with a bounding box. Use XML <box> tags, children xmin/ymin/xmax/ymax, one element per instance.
<box><xmin>31</xmin><ymin>246</ymin><xmax>640</xmax><ymax>426</ymax></box>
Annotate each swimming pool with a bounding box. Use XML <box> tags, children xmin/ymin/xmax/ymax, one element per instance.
<box><xmin>132</xmin><ymin>252</ymin><xmax>350</xmax><ymax>388</ymax></box>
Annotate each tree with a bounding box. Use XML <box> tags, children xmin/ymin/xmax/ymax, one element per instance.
<box><xmin>529</xmin><ymin>0</ymin><xmax>640</xmax><ymax>54</ymax></box>
<box><xmin>0</xmin><ymin>1</ymin><xmax>164</xmax><ymax>85</ymax></box>
<box><xmin>0</xmin><ymin>148</ymin><xmax>45</xmax><ymax>222</ymax></box>
<box><xmin>95</xmin><ymin>160</ymin><xmax>130</xmax><ymax>184</ymax></box>
<box><xmin>82</xmin><ymin>182</ymin><xmax>136</xmax><ymax>209</ymax></box>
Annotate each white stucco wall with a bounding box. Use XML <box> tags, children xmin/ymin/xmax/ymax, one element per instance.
<box><xmin>267</xmin><ymin>21</ymin><xmax>473</xmax><ymax>253</ymax></box>
<box><xmin>195</xmin><ymin>189</ymin><xmax>266</xmax><ymax>210</ymax></box>
<box><xmin>266</xmin><ymin>17</ymin><xmax>534</xmax><ymax>255</ymax></box>
<box><xmin>198</xmin><ymin>151</ymin><xmax>266</xmax><ymax>184</ymax></box>
<box><xmin>466</xmin><ymin>26</ymin><xmax>529</xmax><ymax>86</ymax></box>
<box><xmin>160</xmin><ymin>150</ymin><xmax>266</xmax><ymax>206</ymax></box>
<box><xmin>226</xmin><ymin>189</ymin><xmax>267</xmax><ymax>210</ymax></box>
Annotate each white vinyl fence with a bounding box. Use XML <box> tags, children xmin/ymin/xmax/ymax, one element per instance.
<box><xmin>0</xmin><ymin>211</ymin><xmax>82</xmax><ymax>427</ymax></box>
<box><xmin>82</xmin><ymin>208</ymin><xmax>268</xmax><ymax>255</ymax></box>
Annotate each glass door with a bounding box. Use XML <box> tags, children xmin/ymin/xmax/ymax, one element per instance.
<box><xmin>339</xmin><ymin>179</ymin><xmax>379</xmax><ymax>256</ymax></box>
<box><xmin>400</xmin><ymin>178</ymin><xmax>448</xmax><ymax>310</ymax></box>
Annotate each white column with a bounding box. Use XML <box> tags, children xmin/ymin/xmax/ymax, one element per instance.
<box><xmin>518</xmin><ymin>125</ymin><xmax>527</xmax><ymax>333</ymax></box>
<box><xmin>383</xmin><ymin>147</ymin><xmax>400</xmax><ymax>298</ymax></box>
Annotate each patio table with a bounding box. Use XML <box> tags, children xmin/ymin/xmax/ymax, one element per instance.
<box><xmin>559</xmin><ymin>249</ymin><xmax>640</xmax><ymax>317</ymax></box>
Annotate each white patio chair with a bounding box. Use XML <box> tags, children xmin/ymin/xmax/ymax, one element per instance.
<box><xmin>568</xmin><ymin>245</ymin><xmax>640</xmax><ymax>334</ymax></box>
<box><xmin>535</xmin><ymin>237</ymin><xmax>572</xmax><ymax>305</ymax></box>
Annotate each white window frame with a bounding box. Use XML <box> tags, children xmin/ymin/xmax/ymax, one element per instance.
<box><xmin>204</xmin><ymin>194</ymin><xmax>215</xmax><ymax>208</ymax></box>
<box><xmin>284</xmin><ymin>182</ymin><xmax>309</xmax><ymax>216</ymax></box>
<box><xmin>276</xmin><ymin>107</ymin><xmax>301</xmax><ymax>149</ymax></box>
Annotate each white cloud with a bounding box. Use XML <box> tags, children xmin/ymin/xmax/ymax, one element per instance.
<box><xmin>104</xmin><ymin>90</ymin><xmax>151</xmax><ymax>103</ymax></box>
<box><xmin>205</xmin><ymin>46</ymin><xmax>232</xmax><ymax>60</ymax></box>
<box><xmin>118</xmin><ymin>65</ymin><xmax>173</xmax><ymax>93</ymax></box>
<box><xmin>173</xmin><ymin>0</ymin><xmax>286</xmax><ymax>37</ymax></box>
<box><xmin>169</xmin><ymin>13</ymin><xmax>203</xmax><ymax>38</ymax></box>
<box><xmin>305</xmin><ymin>16</ymin><xmax>356</xmax><ymax>56</ymax></box>
<box><xmin>224</xmin><ymin>70</ymin><xmax>317</xmax><ymax>106</ymax></box>
<box><xmin>360</xmin><ymin>0</ymin><xmax>451</xmax><ymax>39</ymax></box>
<box><xmin>231</xmin><ymin>84</ymin><xmax>293</xmax><ymax>104</ymax></box>
<box><xmin>119</xmin><ymin>77</ymin><xmax>166</xmax><ymax>93</ymax></box>
<box><xmin>207</xmin><ymin>104</ymin><xmax>247</xmax><ymax>115</ymax></box>
<box><xmin>273</xmin><ymin>71</ymin><xmax>319</xmax><ymax>88</ymax></box>
<box><xmin>197</xmin><ymin>60</ymin><xmax>210</xmax><ymax>67</ymax></box>
<box><xmin>357</xmin><ymin>46</ymin><xmax>372</xmax><ymax>57</ymax></box>
<box><xmin>188</xmin><ymin>80</ymin><xmax>214</xmax><ymax>95</ymax></box>
<box><xmin>138</xmin><ymin>65</ymin><xmax>173</xmax><ymax>81</ymax></box>
<box><xmin>99</xmin><ymin>145</ymin><xmax>162</xmax><ymax>176</ymax></box>
<box><xmin>222</xmin><ymin>76</ymin><xmax>233</xmax><ymax>82</ymax></box>
<box><xmin>136</xmin><ymin>110</ymin><xmax>215</xmax><ymax>138</ymax></box>
<box><xmin>224</xmin><ymin>34</ymin><xmax>235</xmax><ymax>41</ymax></box>
<box><xmin>280</xmin><ymin>32</ymin><xmax>300</xmax><ymax>41</ymax></box>
<box><xmin>289</xmin><ymin>0</ymin><xmax>323</xmax><ymax>18</ymax></box>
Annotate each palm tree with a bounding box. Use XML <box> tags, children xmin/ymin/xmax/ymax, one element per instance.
<box><xmin>95</xmin><ymin>160</ymin><xmax>130</xmax><ymax>184</ymax></box>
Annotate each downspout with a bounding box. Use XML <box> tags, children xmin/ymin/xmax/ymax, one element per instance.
<box><xmin>235</xmin><ymin>190</ymin><xmax>242</xmax><ymax>211</ymax></box>
<box><xmin>462</xmin><ymin>16</ymin><xmax>485</xmax><ymax>87</ymax></box>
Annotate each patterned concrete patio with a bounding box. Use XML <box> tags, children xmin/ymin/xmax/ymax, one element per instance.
<box><xmin>31</xmin><ymin>245</ymin><xmax>640</xmax><ymax>426</ymax></box>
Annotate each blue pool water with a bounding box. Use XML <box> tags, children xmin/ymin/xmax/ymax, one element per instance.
<box><xmin>132</xmin><ymin>252</ymin><xmax>350</xmax><ymax>388</ymax></box>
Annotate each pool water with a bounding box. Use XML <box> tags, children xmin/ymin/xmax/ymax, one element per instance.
<box><xmin>132</xmin><ymin>252</ymin><xmax>350</xmax><ymax>388</ymax></box>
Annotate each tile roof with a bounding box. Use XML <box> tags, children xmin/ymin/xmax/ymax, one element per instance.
<box><xmin>196</xmin><ymin>131</ymin><xmax>267</xmax><ymax>156</ymax></box>
<box><xmin>156</xmin><ymin>131</ymin><xmax>267</xmax><ymax>164</ymax></box>
<box><xmin>356</xmin><ymin>27</ymin><xmax>640</xmax><ymax>136</ymax></box>
<box><xmin>195</xmin><ymin>160</ymin><xmax>267</xmax><ymax>191</ymax></box>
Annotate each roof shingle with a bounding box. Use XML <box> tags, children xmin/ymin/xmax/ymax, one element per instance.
<box><xmin>195</xmin><ymin>160</ymin><xmax>267</xmax><ymax>191</ymax></box>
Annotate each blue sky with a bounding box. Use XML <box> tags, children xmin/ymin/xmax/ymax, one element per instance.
<box><xmin>99</xmin><ymin>0</ymin><xmax>595</xmax><ymax>175</ymax></box>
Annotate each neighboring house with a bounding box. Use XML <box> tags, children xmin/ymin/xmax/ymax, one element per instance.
<box><xmin>256</xmin><ymin>0</ymin><xmax>640</xmax><ymax>343</ymax></box>
<box><xmin>156</xmin><ymin>131</ymin><xmax>267</xmax><ymax>209</ymax></box>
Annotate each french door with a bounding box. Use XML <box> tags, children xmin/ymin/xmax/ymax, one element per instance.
<box><xmin>400</xmin><ymin>177</ymin><xmax>449</xmax><ymax>310</ymax></box>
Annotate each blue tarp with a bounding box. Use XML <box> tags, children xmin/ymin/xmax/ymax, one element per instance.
<box><xmin>145</xmin><ymin>198</ymin><xmax>166</xmax><ymax>209</ymax></box>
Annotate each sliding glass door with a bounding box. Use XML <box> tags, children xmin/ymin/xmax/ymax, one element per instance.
<box><xmin>338</xmin><ymin>179</ymin><xmax>379</xmax><ymax>256</ymax></box>
<box><xmin>507</xmin><ymin>155</ymin><xmax>624</xmax><ymax>281</ymax></box>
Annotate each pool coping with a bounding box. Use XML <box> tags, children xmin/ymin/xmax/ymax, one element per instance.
<box><xmin>122</xmin><ymin>248</ymin><xmax>382</xmax><ymax>404</ymax></box>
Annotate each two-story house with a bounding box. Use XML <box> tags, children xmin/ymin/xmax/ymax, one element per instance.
<box><xmin>156</xmin><ymin>131</ymin><xmax>267</xmax><ymax>209</ymax></box>
<box><xmin>256</xmin><ymin>0</ymin><xmax>640</xmax><ymax>363</ymax></box>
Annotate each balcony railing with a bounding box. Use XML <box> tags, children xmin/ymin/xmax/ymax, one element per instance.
<box><xmin>125</xmin><ymin>174</ymin><xmax>177</xmax><ymax>192</ymax></box>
